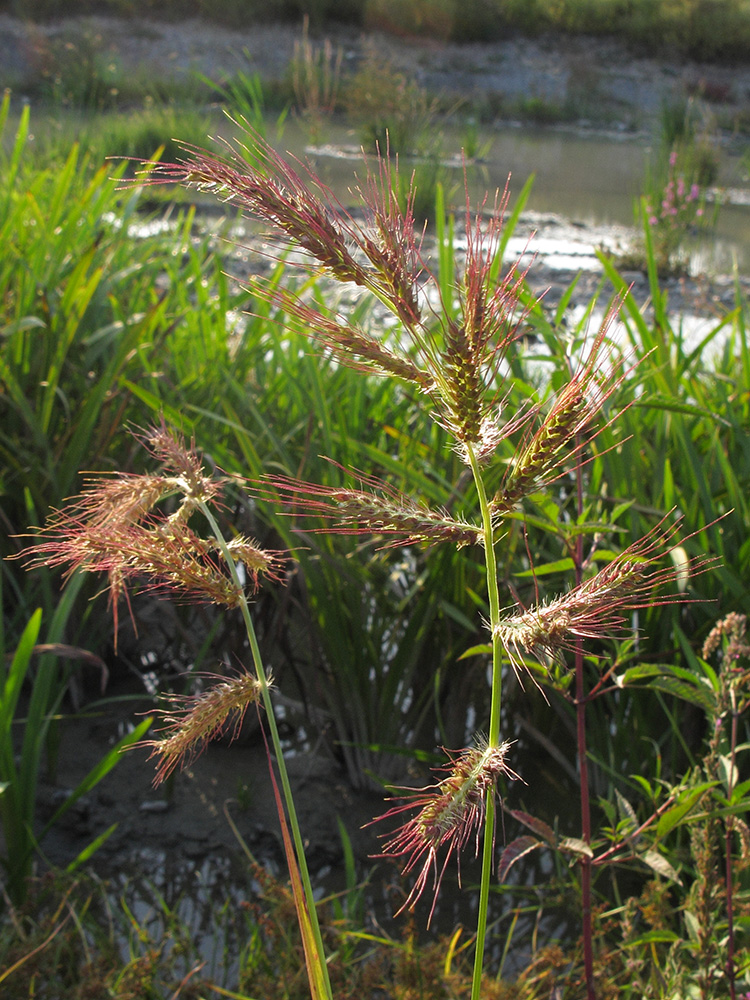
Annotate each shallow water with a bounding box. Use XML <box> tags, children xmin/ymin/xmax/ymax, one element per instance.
<box><xmin>270</xmin><ymin>118</ymin><xmax>750</xmax><ymax>275</ymax></box>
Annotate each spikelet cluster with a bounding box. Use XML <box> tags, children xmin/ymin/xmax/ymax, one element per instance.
<box><xmin>140</xmin><ymin>668</ymin><xmax>267</xmax><ymax>784</ymax></box>
<box><xmin>491</xmin><ymin>317</ymin><xmax>630</xmax><ymax>517</ymax></box>
<box><xmin>495</xmin><ymin>515</ymin><xmax>718</xmax><ymax>681</ymax></box>
<box><xmin>265</xmin><ymin>470</ymin><xmax>482</xmax><ymax>549</ymax></box>
<box><xmin>137</xmin><ymin>132</ymin><xmax>540</xmax><ymax>469</ymax></box>
<box><xmin>371</xmin><ymin>739</ymin><xmax>516</xmax><ymax>924</ymax></box>
<box><xmin>16</xmin><ymin>427</ymin><xmax>287</xmax><ymax>640</ymax></box>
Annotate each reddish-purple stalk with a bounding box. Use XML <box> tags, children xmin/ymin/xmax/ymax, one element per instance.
<box><xmin>572</xmin><ymin>425</ymin><xmax>596</xmax><ymax>1000</ymax></box>
<box><xmin>726</xmin><ymin>700</ymin><xmax>738</xmax><ymax>1000</ymax></box>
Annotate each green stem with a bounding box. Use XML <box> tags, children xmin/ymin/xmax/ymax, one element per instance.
<box><xmin>467</xmin><ymin>444</ymin><xmax>504</xmax><ymax>1000</ymax></box>
<box><xmin>199</xmin><ymin>501</ymin><xmax>333</xmax><ymax>1000</ymax></box>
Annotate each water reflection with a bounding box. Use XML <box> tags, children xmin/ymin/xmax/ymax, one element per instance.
<box><xmin>262</xmin><ymin>118</ymin><xmax>750</xmax><ymax>273</ymax></box>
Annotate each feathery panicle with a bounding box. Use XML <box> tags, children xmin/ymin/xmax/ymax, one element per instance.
<box><xmin>494</xmin><ymin>515</ymin><xmax>718</xmax><ymax>681</ymax></box>
<box><xmin>156</xmin><ymin>137</ymin><xmax>372</xmax><ymax>288</ymax></box>
<box><xmin>435</xmin><ymin>185</ymin><xmax>532</xmax><ymax>463</ymax></box>
<box><xmin>136</xmin><ymin>132</ymin><xmax>546</xmax><ymax>466</ymax></box>
<box><xmin>370</xmin><ymin>739</ymin><xmax>516</xmax><ymax>924</ymax></box>
<box><xmin>16</xmin><ymin>427</ymin><xmax>288</xmax><ymax>641</ymax></box>
<box><xmin>354</xmin><ymin>154</ymin><xmax>424</xmax><ymax>328</ymax></box>
<box><xmin>138</xmin><ymin>126</ymin><xmax>426</xmax><ymax>327</ymax></box>
<box><xmin>265</xmin><ymin>469</ymin><xmax>482</xmax><ymax>549</ymax></box>
<box><xmin>459</xmin><ymin>184</ymin><xmax>519</xmax><ymax>349</ymax></box>
<box><xmin>254</xmin><ymin>284</ymin><xmax>434</xmax><ymax>390</ymax></box>
<box><xmin>491</xmin><ymin>309</ymin><xmax>631</xmax><ymax>514</ymax></box>
<box><xmin>226</xmin><ymin>535</ymin><xmax>288</xmax><ymax>591</ymax></box>
<box><xmin>139</xmin><ymin>668</ymin><xmax>267</xmax><ymax>785</ymax></box>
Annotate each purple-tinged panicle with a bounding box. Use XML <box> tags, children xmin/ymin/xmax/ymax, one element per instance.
<box><xmin>254</xmin><ymin>285</ymin><xmax>434</xmax><ymax>391</ymax></box>
<box><xmin>138</xmin><ymin>668</ymin><xmax>267</xmax><ymax>785</ymax></box>
<box><xmin>167</xmin><ymin>139</ymin><xmax>372</xmax><ymax>289</ymax></box>
<box><xmin>135</xmin><ymin>132</ymin><xmax>551</xmax><ymax>467</ymax></box>
<box><xmin>139</xmin><ymin>126</ymin><xmax>426</xmax><ymax>328</ymax></box>
<box><xmin>438</xmin><ymin>186</ymin><xmax>532</xmax><ymax>463</ymax></box>
<box><xmin>264</xmin><ymin>469</ymin><xmax>482</xmax><ymax>549</ymax></box>
<box><xmin>494</xmin><ymin>515</ymin><xmax>719</xmax><ymax>682</ymax></box>
<box><xmin>491</xmin><ymin>310</ymin><xmax>631</xmax><ymax>515</ymax></box>
<box><xmin>354</xmin><ymin>153</ymin><xmax>424</xmax><ymax>328</ymax></box>
<box><xmin>15</xmin><ymin>427</ymin><xmax>288</xmax><ymax>643</ymax></box>
<box><xmin>370</xmin><ymin>739</ymin><xmax>516</xmax><ymax>924</ymax></box>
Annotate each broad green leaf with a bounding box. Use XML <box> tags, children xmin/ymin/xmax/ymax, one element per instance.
<box><xmin>655</xmin><ymin>783</ymin><xmax>715</xmax><ymax>839</ymax></box>
<box><xmin>515</xmin><ymin>556</ymin><xmax>575</xmax><ymax>578</ymax></box>
<box><xmin>458</xmin><ymin>643</ymin><xmax>492</xmax><ymax>660</ymax></box>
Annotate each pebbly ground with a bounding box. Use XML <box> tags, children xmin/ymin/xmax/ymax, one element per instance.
<box><xmin>2</xmin><ymin>12</ymin><xmax>750</xmax><ymax>130</ymax></box>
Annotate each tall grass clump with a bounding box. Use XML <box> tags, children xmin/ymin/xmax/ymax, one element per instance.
<box><xmin>15</xmin><ymin>116</ymin><xmax>745</xmax><ymax>999</ymax></box>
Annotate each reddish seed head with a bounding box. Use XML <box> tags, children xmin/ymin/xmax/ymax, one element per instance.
<box><xmin>138</xmin><ymin>668</ymin><xmax>267</xmax><ymax>785</ymax></box>
<box><xmin>262</xmin><ymin>468</ymin><xmax>482</xmax><ymax>549</ymax></box>
<box><xmin>14</xmin><ymin>427</ymin><xmax>288</xmax><ymax>644</ymax></box>
<box><xmin>494</xmin><ymin>514</ymin><xmax>719</xmax><ymax>682</ymax></box>
<box><xmin>369</xmin><ymin>739</ymin><xmax>516</xmax><ymax>925</ymax></box>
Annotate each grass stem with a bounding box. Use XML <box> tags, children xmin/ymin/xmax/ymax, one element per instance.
<box><xmin>467</xmin><ymin>442</ymin><xmax>504</xmax><ymax>1000</ymax></box>
<box><xmin>199</xmin><ymin>500</ymin><xmax>333</xmax><ymax>1000</ymax></box>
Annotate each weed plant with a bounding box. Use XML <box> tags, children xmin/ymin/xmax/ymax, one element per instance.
<box><xmin>289</xmin><ymin>15</ymin><xmax>343</xmax><ymax>144</ymax></box>
<box><xmin>0</xmin><ymin>91</ymin><xmax>250</xmax><ymax>633</ymax></box>
<box><xmin>2</xmin><ymin>68</ymin><xmax>750</xmax><ymax>991</ymax></box>
<box><xmin>343</xmin><ymin>44</ymin><xmax>439</xmax><ymax>156</ymax></box>
<box><xmin>629</xmin><ymin>98</ymin><xmax>721</xmax><ymax>275</ymax></box>
<box><xmin>11</xmin><ymin>114</ymin><xmax>750</xmax><ymax>1000</ymax></box>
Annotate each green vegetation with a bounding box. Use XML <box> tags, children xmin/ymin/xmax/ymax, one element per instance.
<box><xmin>1</xmin><ymin>25</ymin><xmax>750</xmax><ymax>997</ymax></box>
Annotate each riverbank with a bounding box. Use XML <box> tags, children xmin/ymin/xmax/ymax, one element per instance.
<box><xmin>3</xmin><ymin>12</ymin><xmax>750</xmax><ymax>132</ymax></box>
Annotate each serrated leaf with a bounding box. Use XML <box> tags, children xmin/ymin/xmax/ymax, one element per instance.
<box><xmin>619</xmin><ymin>663</ymin><xmax>673</xmax><ymax>685</ymax></box>
<box><xmin>640</xmin><ymin>849</ymin><xmax>681</xmax><ymax>884</ymax></box>
<box><xmin>615</xmin><ymin>789</ymin><xmax>638</xmax><ymax>829</ymax></box>
<box><xmin>509</xmin><ymin>810</ymin><xmax>555</xmax><ymax>845</ymax></box>
<box><xmin>647</xmin><ymin>677</ymin><xmax>717</xmax><ymax>713</ymax></box>
<box><xmin>655</xmin><ymin>783</ymin><xmax>715</xmax><ymax>839</ymax></box>
<box><xmin>559</xmin><ymin>837</ymin><xmax>593</xmax><ymax>858</ymax></box>
<box><xmin>498</xmin><ymin>836</ymin><xmax>542</xmax><ymax>882</ymax></box>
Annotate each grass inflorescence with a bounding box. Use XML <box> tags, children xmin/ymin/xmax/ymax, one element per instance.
<box><xmin>2</xmin><ymin>66</ymin><xmax>750</xmax><ymax>998</ymax></box>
